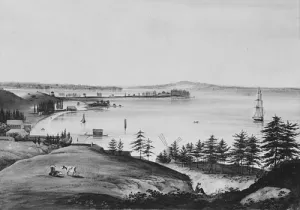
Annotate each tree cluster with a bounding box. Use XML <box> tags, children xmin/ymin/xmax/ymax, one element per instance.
<box><xmin>130</xmin><ymin>130</ymin><xmax>155</xmax><ymax>160</ymax></box>
<box><xmin>0</xmin><ymin>108</ymin><xmax>26</xmax><ymax>123</ymax></box>
<box><xmin>261</xmin><ymin>116</ymin><xmax>300</xmax><ymax>168</ymax></box>
<box><xmin>108</xmin><ymin>138</ymin><xmax>124</xmax><ymax>155</ymax></box>
<box><xmin>157</xmin><ymin>115</ymin><xmax>300</xmax><ymax>174</ymax></box>
<box><xmin>37</xmin><ymin>100</ymin><xmax>55</xmax><ymax>114</ymax></box>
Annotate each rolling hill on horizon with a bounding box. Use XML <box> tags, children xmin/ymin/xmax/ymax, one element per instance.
<box><xmin>126</xmin><ymin>81</ymin><xmax>300</xmax><ymax>93</ymax></box>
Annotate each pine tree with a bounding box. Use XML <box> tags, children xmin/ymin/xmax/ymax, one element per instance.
<box><xmin>203</xmin><ymin>135</ymin><xmax>218</xmax><ymax>164</ymax></box>
<box><xmin>170</xmin><ymin>140</ymin><xmax>180</xmax><ymax>161</ymax></box>
<box><xmin>193</xmin><ymin>139</ymin><xmax>204</xmax><ymax>168</ymax></box>
<box><xmin>231</xmin><ymin>131</ymin><xmax>248</xmax><ymax>173</ymax></box>
<box><xmin>162</xmin><ymin>149</ymin><xmax>171</xmax><ymax>163</ymax></box>
<box><xmin>203</xmin><ymin>135</ymin><xmax>218</xmax><ymax>173</ymax></box>
<box><xmin>179</xmin><ymin>145</ymin><xmax>188</xmax><ymax>163</ymax></box>
<box><xmin>216</xmin><ymin>139</ymin><xmax>230</xmax><ymax>164</ymax></box>
<box><xmin>0</xmin><ymin>108</ymin><xmax>4</xmax><ymax>123</ymax></box>
<box><xmin>261</xmin><ymin>115</ymin><xmax>285</xmax><ymax>168</ymax></box>
<box><xmin>280</xmin><ymin>121</ymin><xmax>300</xmax><ymax>160</ymax></box>
<box><xmin>131</xmin><ymin>130</ymin><xmax>146</xmax><ymax>159</ymax></box>
<box><xmin>245</xmin><ymin>135</ymin><xmax>261</xmax><ymax>174</ymax></box>
<box><xmin>143</xmin><ymin>138</ymin><xmax>155</xmax><ymax>160</ymax></box>
<box><xmin>117</xmin><ymin>139</ymin><xmax>124</xmax><ymax>155</ymax></box>
<box><xmin>108</xmin><ymin>138</ymin><xmax>117</xmax><ymax>154</ymax></box>
<box><xmin>186</xmin><ymin>142</ymin><xmax>194</xmax><ymax>168</ymax></box>
<box><xmin>157</xmin><ymin>150</ymin><xmax>171</xmax><ymax>163</ymax></box>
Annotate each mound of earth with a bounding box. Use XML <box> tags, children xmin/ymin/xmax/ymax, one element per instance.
<box><xmin>0</xmin><ymin>145</ymin><xmax>193</xmax><ymax>209</ymax></box>
<box><xmin>0</xmin><ymin>89</ymin><xmax>26</xmax><ymax>109</ymax></box>
<box><xmin>0</xmin><ymin>141</ymin><xmax>47</xmax><ymax>171</ymax></box>
<box><xmin>208</xmin><ymin>160</ymin><xmax>300</xmax><ymax>210</ymax></box>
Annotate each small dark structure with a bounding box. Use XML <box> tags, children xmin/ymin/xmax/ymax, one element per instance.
<box><xmin>66</xmin><ymin>106</ymin><xmax>77</xmax><ymax>111</ymax></box>
<box><xmin>93</xmin><ymin>129</ymin><xmax>103</xmax><ymax>137</ymax></box>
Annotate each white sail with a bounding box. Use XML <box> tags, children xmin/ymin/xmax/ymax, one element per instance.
<box><xmin>81</xmin><ymin>114</ymin><xmax>86</xmax><ymax>123</ymax></box>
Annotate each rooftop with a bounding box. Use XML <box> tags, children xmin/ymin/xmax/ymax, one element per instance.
<box><xmin>6</xmin><ymin>120</ymin><xmax>24</xmax><ymax>125</ymax></box>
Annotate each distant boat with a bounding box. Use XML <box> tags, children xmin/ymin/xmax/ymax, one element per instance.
<box><xmin>81</xmin><ymin>114</ymin><xmax>86</xmax><ymax>123</ymax></box>
<box><xmin>253</xmin><ymin>88</ymin><xmax>264</xmax><ymax>122</ymax></box>
<box><xmin>124</xmin><ymin>119</ymin><xmax>127</xmax><ymax>133</ymax></box>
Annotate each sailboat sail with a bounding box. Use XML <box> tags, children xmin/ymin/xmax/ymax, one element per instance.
<box><xmin>253</xmin><ymin>88</ymin><xmax>264</xmax><ymax>122</ymax></box>
<box><xmin>124</xmin><ymin>119</ymin><xmax>127</xmax><ymax>132</ymax></box>
<box><xmin>81</xmin><ymin>114</ymin><xmax>86</xmax><ymax>123</ymax></box>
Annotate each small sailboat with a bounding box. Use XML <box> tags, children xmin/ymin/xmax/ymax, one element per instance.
<box><xmin>81</xmin><ymin>114</ymin><xmax>86</xmax><ymax>123</ymax></box>
<box><xmin>124</xmin><ymin>119</ymin><xmax>127</xmax><ymax>133</ymax></box>
<box><xmin>253</xmin><ymin>88</ymin><xmax>264</xmax><ymax>122</ymax></box>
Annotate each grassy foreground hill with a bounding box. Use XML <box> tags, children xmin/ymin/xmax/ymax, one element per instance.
<box><xmin>0</xmin><ymin>145</ymin><xmax>193</xmax><ymax>209</ymax></box>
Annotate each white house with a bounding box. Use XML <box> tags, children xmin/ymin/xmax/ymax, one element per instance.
<box><xmin>6</xmin><ymin>120</ymin><xmax>29</xmax><ymax>140</ymax></box>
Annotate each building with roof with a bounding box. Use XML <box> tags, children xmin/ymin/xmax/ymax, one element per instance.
<box><xmin>6</xmin><ymin>120</ymin><xmax>29</xmax><ymax>140</ymax></box>
<box><xmin>6</xmin><ymin>120</ymin><xmax>24</xmax><ymax>129</ymax></box>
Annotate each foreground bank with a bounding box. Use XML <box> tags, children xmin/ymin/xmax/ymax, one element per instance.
<box><xmin>0</xmin><ymin>145</ymin><xmax>193</xmax><ymax>209</ymax></box>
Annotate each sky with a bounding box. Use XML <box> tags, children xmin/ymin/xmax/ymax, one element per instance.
<box><xmin>0</xmin><ymin>0</ymin><xmax>300</xmax><ymax>87</ymax></box>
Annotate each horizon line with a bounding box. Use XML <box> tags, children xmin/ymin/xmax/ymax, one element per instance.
<box><xmin>1</xmin><ymin>80</ymin><xmax>300</xmax><ymax>90</ymax></box>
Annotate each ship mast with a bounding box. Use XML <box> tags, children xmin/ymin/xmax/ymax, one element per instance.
<box><xmin>253</xmin><ymin>88</ymin><xmax>264</xmax><ymax>120</ymax></box>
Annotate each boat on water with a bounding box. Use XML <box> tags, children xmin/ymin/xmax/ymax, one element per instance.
<box><xmin>252</xmin><ymin>88</ymin><xmax>264</xmax><ymax>122</ymax></box>
<box><xmin>81</xmin><ymin>114</ymin><xmax>86</xmax><ymax>123</ymax></box>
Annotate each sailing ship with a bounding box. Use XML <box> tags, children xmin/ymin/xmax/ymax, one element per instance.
<box><xmin>253</xmin><ymin>88</ymin><xmax>264</xmax><ymax>122</ymax></box>
<box><xmin>81</xmin><ymin>114</ymin><xmax>86</xmax><ymax>123</ymax></box>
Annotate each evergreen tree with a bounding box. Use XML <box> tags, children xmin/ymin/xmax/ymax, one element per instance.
<box><xmin>231</xmin><ymin>131</ymin><xmax>248</xmax><ymax>171</ymax></box>
<box><xmin>280</xmin><ymin>121</ymin><xmax>300</xmax><ymax>160</ymax></box>
<box><xmin>193</xmin><ymin>139</ymin><xmax>204</xmax><ymax>168</ymax></box>
<box><xmin>170</xmin><ymin>140</ymin><xmax>180</xmax><ymax>161</ymax></box>
<box><xmin>216</xmin><ymin>139</ymin><xmax>230</xmax><ymax>164</ymax></box>
<box><xmin>203</xmin><ymin>135</ymin><xmax>218</xmax><ymax>173</ymax></box>
<box><xmin>0</xmin><ymin>108</ymin><xmax>4</xmax><ymax>123</ymax></box>
<box><xmin>157</xmin><ymin>150</ymin><xmax>171</xmax><ymax>163</ymax></box>
<box><xmin>186</xmin><ymin>142</ymin><xmax>194</xmax><ymax>168</ymax></box>
<box><xmin>143</xmin><ymin>138</ymin><xmax>155</xmax><ymax>160</ymax></box>
<box><xmin>261</xmin><ymin>115</ymin><xmax>285</xmax><ymax>168</ymax></box>
<box><xmin>131</xmin><ymin>130</ymin><xmax>146</xmax><ymax>159</ymax></box>
<box><xmin>245</xmin><ymin>135</ymin><xmax>261</xmax><ymax>173</ymax></box>
<box><xmin>203</xmin><ymin>135</ymin><xmax>218</xmax><ymax>164</ymax></box>
<box><xmin>179</xmin><ymin>145</ymin><xmax>188</xmax><ymax>163</ymax></box>
<box><xmin>108</xmin><ymin>138</ymin><xmax>117</xmax><ymax>154</ymax></box>
<box><xmin>117</xmin><ymin>139</ymin><xmax>124</xmax><ymax>155</ymax></box>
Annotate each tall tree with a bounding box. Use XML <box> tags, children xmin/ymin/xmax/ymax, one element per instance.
<box><xmin>231</xmin><ymin>130</ymin><xmax>248</xmax><ymax>174</ymax></box>
<box><xmin>179</xmin><ymin>145</ymin><xmax>188</xmax><ymax>163</ymax></box>
<box><xmin>143</xmin><ymin>138</ymin><xmax>155</xmax><ymax>160</ymax></box>
<box><xmin>157</xmin><ymin>150</ymin><xmax>171</xmax><ymax>164</ymax></box>
<box><xmin>131</xmin><ymin>130</ymin><xmax>146</xmax><ymax>159</ymax></box>
<box><xmin>193</xmin><ymin>139</ymin><xmax>204</xmax><ymax>168</ymax></box>
<box><xmin>203</xmin><ymin>135</ymin><xmax>218</xmax><ymax>164</ymax></box>
<box><xmin>280</xmin><ymin>121</ymin><xmax>300</xmax><ymax>160</ymax></box>
<box><xmin>216</xmin><ymin>139</ymin><xmax>230</xmax><ymax>164</ymax></box>
<box><xmin>261</xmin><ymin>115</ymin><xmax>285</xmax><ymax>168</ymax></box>
<box><xmin>245</xmin><ymin>135</ymin><xmax>261</xmax><ymax>174</ymax></box>
<box><xmin>117</xmin><ymin>139</ymin><xmax>124</xmax><ymax>155</ymax></box>
<box><xmin>231</xmin><ymin>131</ymin><xmax>247</xmax><ymax>164</ymax></box>
<box><xmin>203</xmin><ymin>135</ymin><xmax>218</xmax><ymax>173</ymax></box>
<box><xmin>186</xmin><ymin>142</ymin><xmax>194</xmax><ymax>168</ymax></box>
<box><xmin>170</xmin><ymin>140</ymin><xmax>180</xmax><ymax>161</ymax></box>
<box><xmin>108</xmin><ymin>138</ymin><xmax>117</xmax><ymax>154</ymax></box>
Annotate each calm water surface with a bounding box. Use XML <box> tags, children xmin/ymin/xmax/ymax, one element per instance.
<box><xmin>27</xmin><ymin>90</ymin><xmax>300</xmax><ymax>160</ymax></box>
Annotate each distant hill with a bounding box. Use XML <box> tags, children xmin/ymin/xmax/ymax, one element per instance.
<box><xmin>0</xmin><ymin>89</ymin><xmax>26</xmax><ymax>108</ymax></box>
<box><xmin>127</xmin><ymin>81</ymin><xmax>300</xmax><ymax>93</ymax></box>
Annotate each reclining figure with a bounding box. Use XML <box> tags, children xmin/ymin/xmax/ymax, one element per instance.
<box><xmin>195</xmin><ymin>183</ymin><xmax>206</xmax><ymax>195</ymax></box>
<box><xmin>49</xmin><ymin>165</ymin><xmax>64</xmax><ymax>177</ymax></box>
